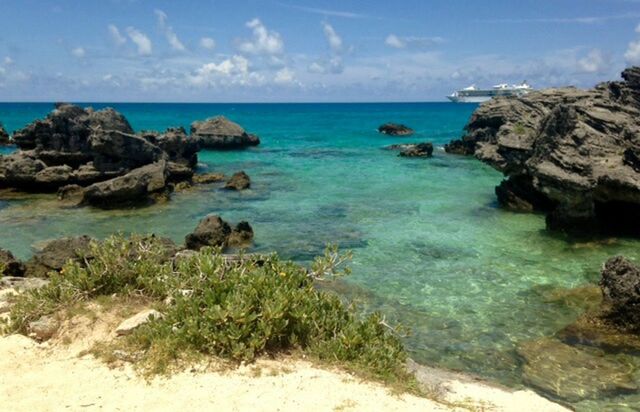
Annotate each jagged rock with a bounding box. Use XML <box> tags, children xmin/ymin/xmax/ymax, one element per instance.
<box><xmin>224</xmin><ymin>171</ymin><xmax>250</xmax><ymax>190</ymax></box>
<box><xmin>0</xmin><ymin>153</ymin><xmax>47</xmax><ymax>188</ymax></box>
<box><xmin>82</xmin><ymin>161</ymin><xmax>168</xmax><ymax>207</ymax></box>
<box><xmin>517</xmin><ymin>338</ymin><xmax>638</xmax><ymax>402</ymax></box>
<box><xmin>34</xmin><ymin>165</ymin><xmax>74</xmax><ymax>189</ymax></box>
<box><xmin>185</xmin><ymin>215</ymin><xmax>232</xmax><ymax>250</ymax></box>
<box><xmin>26</xmin><ymin>235</ymin><xmax>93</xmax><ymax>277</ymax></box>
<box><xmin>192</xmin><ymin>172</ymin><xmax>225</xmax><ymax>184</ymax></box>
<box><xmin>446</xmin><ymin>67</ymin><xmax>640</xmax><ymax>234</ymax></box>
<box><xmin>115</xmin><ymin>309</ymin><xmax>164</xmax><ymax>336</ymax></box>
<box><xmin>89</xmin><ymin>130</ymin><xmax>165</xmax><ymax>172</ymax></box>
<box><xmin>57</xmin><ymin>184</ymin><xmax>84</xmax><ymax>202</ymax></box>
<box><xmin>378</xmin><ymin>123</ymin><xmax>414</xmax><ymax>136</ymax></box>
<box><xmin>141</xmin><ymin>127</ymin><xmax>199</xmax><ymax>167</ymax></box>
<box><xmin>166</xmin><ymin>161</ymin><xmax>194</xmax><ymax>183</ymax></box>
<box><xmin>0</xmin><ymin>124</ymin><xmax>10</xmax><ymax>145</ymax></box>
<box><xmin>191</xmin><ymin>116</ymin><xmax>260</xmax><ymax>149</ymax></box>
<box><xmin>28</xmin><ymin>315</ymin><xmax>59</xmax><ymax>341</ymax></box>
<box><xmin>228</xmin><ymin>221</ymin><xmax>254</xmax><ymax>246</ymax></box>
<box><xmin>399</xmin><ymin>143</ymin><xmax>434</xmax><ymax>158</ymax></box>
<box><xmin>599</xmin><ymin>256</ymin><xmax>640</xmax><ymax>331</ymax></box>
<box><xmin>0</xmin><ymin>248</ymin><xmax>26</xmax><ymax>277</ymax></box>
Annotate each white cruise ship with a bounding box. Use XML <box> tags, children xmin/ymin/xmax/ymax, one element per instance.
<box><xmin>447</xmin><ymin>82</ymin><xmax>533</xmax><ymax>103</ymax></box>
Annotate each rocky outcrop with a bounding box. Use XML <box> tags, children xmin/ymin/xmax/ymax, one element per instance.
<box><xmin>599</xmin><ymin>256</ymin><xmax>640</xmax><ymax>332</ymax></box>
<box><xmin>0</xmin><ymin>124</ymin><xmax>10</xmax><ymax>145</ymax></box>
<box><xmin>139</xmin><ymin>127</ymin><xmax>199</xmax><ymax>168</ymax></box>
<box><xmin>224</xmin><ymin>171</ymin><xmax>251</xmax><ymax>190</ymax></box>
<box><xmin>191</xmin><ymin>116</ymin><xmax>260</xmax><ymax>149</ymax></box>
<box><xmin>400</xmin><ymin>143</ymin><xmax>434</xmax><ymax>157</ymax></box>
<box><xmin>446</xmin><ymin>67</ymin><xmax>640</xmax><ymax>234</ymax></box>
<box><xmin>185</xmin><ymin>215</ymin><xmax>254</xmax><ymax>250</ymax></box>
<box><xmin>25</xmin><ymin>236</ymin><xmax>92</xmax><ymax>277</ymax></box>
<box><xmin>0</xmin><ymin>248</ymin><xmax>26</xmax><ymax>277</ymax></box>
<box><xmin>378</xmin><ymin>123</ymin><xmax>414</xmax><ymax>136</ymax></box>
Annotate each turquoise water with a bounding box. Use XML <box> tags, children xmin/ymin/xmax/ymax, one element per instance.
<box><xmin>2</xmin><ymin>103</ymin><xmax>640</xmax><ymax>409</ymax></box>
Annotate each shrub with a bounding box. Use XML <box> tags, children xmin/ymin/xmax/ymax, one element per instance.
<box><xmin>5</xmin><ymin>234</ymin><xmax>413</xmax><ymax>387</ymax></box>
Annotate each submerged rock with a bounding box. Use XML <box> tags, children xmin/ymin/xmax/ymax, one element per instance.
<box><xmin>224</xmin><ymin>171</ymin><xmax>251</xmax><ymax>190</ymax></box>
<box><xmin>599</xmin><ymin>256</ymin><xmax>640</xmax><ymax>332</ymax></box>
<box><xmin>0</xmin><ymin>248</ymin><xmax>26</xmax><ymax>277</ymax></box>
<box><xmin>192</xmin><ymin>172</ymin><xmax>225</xmax><ymax>185</ymax></box>
<box><xmin>446</xmin><ymin>67</ymin><xmax>640</xmax><ymax>235</ymax></box>
<box><xmin>191</xmin><ymin>116</ymin><xmax>260</xmax><ymax>149</ymax></box>
<box><xmin>228</xmin><ymin>221</ymin><xmax>254</xmax><ymax>246</ymax></box>
<box><xmin>378</xmin><ymin>123</ymin><xmax>414</xmax><ymax>136</ymax></box>
<box><xmin>386</xmin><ymin>142</ymin><xmax>434</xmax><ymax>157</ymax></box>
<box><xmin>517</xmin><ymin>337</ymin><xmax>638</xmax><ymax>402</ymax></box>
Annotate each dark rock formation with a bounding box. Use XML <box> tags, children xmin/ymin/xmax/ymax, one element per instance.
<box><xmin>139</xmin><ymin>127</ymin><xmax>199</xmax><ymax>168</ymax></box>
<box><xmin>224</xmin><ymin>171</ymin><xmax>251</xmax><ymax>190</ymax></box>
<box><xmin>599</xmin><ymin>256</ymin><xmax>640</xmax><ymax>332</ymax></box>
<box><xmin>378</xmin><ymin>123</ymin><xmax>414</xmax><ymax>136</ymax></box>
<box><xmin>185</xmin><ymin>215</ymin><xmax>232</xmax><ymax>250</ymax></box>
<box><xmin>191</xmin><ymin>116</ymin><xmax>260</xmax><ymax>149</ymax></box>
<box><xmin>26</xmin><ymin>235</ymin><xmax>92</xmax><ymax>277</ymax></box>
<box><xmin>446</xmin><ymin>67</ymin><xmax>640</xmax><ymax>234</ymax></box>
<box><xmin>185</xmin><ymin>215</ymin><xmax>254</xmax><ymax>250</ymax></box>
<box><xmin>0</xmin><ymin>248</ymin><xmax>26</xmax><ymax>277</ymax></box>
<box><xmin>193</xmin><ymin>172</ymin><xmax>225</xmax><ymax>184</ymax></box>
<box><xmin>0</xmin><ymin>124</ymin><xmax>10</xmax><ymax>145</ymax></box>
<box><xmin>400</xmin><ymin>143</ymin><xmax>434</xmax><ymax>158</ymax></box>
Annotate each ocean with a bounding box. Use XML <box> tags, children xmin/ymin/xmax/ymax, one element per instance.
<box><xmin>2</xmin><ymin>102</ymin><xmax>639</xmax><ymax>410</ymax></box>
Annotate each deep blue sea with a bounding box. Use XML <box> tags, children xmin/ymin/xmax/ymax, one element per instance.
<box><xmin>2</xmin><ymin>102</ymin><xmax>640</xmax><ymax>410</ymax></box>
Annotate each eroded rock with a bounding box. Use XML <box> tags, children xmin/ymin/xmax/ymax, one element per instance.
<box><xmin>191</xmin><ymin>116</ymin><xmax>260</xmax><ymax>149</ymax></box>
<box><xmin>115</xmin><ymin>309</ymin><xmax>164</xmax><ymax>336</ymax></box>
<box><xmin>185</xmin><ymin>215</ymin><xmax>232</xmax><ymax>250</ymax></box>
<box><xmin>378</xmin><ymin>123</ymin><xmax>414</xmax><ymax>136</ymax></box>
<box><xmin>224</xmin><ymin>171</ymin><xmax>250</xmax><ymax>190</ymax></box>
<box><xmin>599</xmin><ymin>256</ymin><xmax>640</xmax><ymax>332</ymax></box>
<box><xmin>26</xmin><ymin>235</ymin><xmax>92</xmax><ymax>277</ymax></box>
<box><xmin>0</xmin><ymin>248</ymin><xmax>26</xmax><ymax>277</ymax></box>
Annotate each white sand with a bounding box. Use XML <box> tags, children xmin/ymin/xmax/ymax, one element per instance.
<box><xmin>0</xmin><ymin>309</ymin><xmax>570</xmax><ymax>412</ymax></box>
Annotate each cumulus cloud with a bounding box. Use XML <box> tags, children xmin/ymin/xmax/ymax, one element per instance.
<box><xmin>155</xmin><ymin>9</ymin><xmax>186</xmax><ymax>51</ymax></box>
<box><xmin>126</xmin><ymin>27</ymin><xmax>152</xmax><ymax>56</ymax></box>
<box><xmin>274</xmin><ymin>67</ymin><xmax>296</xmax><ymax>84</ymax></box>
<box><xmin>322</xmin><ymin>23</ymin><xmax>343</xmax><ymax>52</ymax></box>
<box><xmin>108</xmin><ymin>24</ymin><xmax>127</xmax><ymax>46</ymax></box>
<box><xmin>385</xmin><ymin>34</ymin><xmax>445</xmax><ymax>49</ymax></box>
<box><xmin>307</xmin><ymin>56</ymin><xmax>344</xmax><ymax>74</ymax></box>
<box><xmin>71</xmin><ymin>47</ymin><xmax>86</xmax><ymax>58</ymax></box>
<box><xmin>238</xmin><ymin>18</ymin><xmax>284</xmax><ymax>55</ymax></box>
<box><xmin>187</xmin><ymin>55</ymin><xmax>265</xmax><ymax>87</ymax></box>
<box><xmin>577</xmin><ymin>49</ymin><xmax>608</xmax><ymax>73</ymax></box>
<box><xmin>3</xmin><ymin>57</ymin><xmax>14</xmax><ymax>65</ymax></box>
<box><xmin>626</xmin><ymin>23</ymin><xmax>640</xmax><ymax>64</ymax></box>
<box><xmin>200</xmin><ymin>37</ymin><xmax>216</xmax><ymax>50</ymax></box>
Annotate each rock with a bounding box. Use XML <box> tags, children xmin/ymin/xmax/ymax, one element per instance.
<box><xmin>34</xmin><ymin>165</ymin><xmax>74</xmax><ymax>189</ymax></box>
<box><xmin>0</xmin><ymin>153</ymin><xmax>47</xmax><ymax>188</ymax></box>
<box><xmin>228</xmin><ymin>221</ymin><xmax>254</xmax><ymax>246</ymax></box>
<box><xmin>141</xmin><ymin>127</ymin><xmax>199</xmax><ymax>167</ymax></box>
<box><xmin>378</xmin><ymin>123</ymin><xmax>414</xmax><ymax>136</ymax></box>
<box><xmin>516</xmin><ymin>337</ymin><xmax>638</xmax><ymax>402</ymax></box>
<box><xmin>0</xmin><ymin>248</ymin><xmax>26</xmax><ymax>277</ymax></box>
<box><xmin>0</xmin><ymin>276</ymin><xmax>49</xmax><ymax>291</ymax></box>
<box><xmin>398</xmin><ymin>143</ymin><xmax>434</xmax><ymax>158</ymax></box>
<box><xmin>26</xmin><ymin>235</ymin><xmax>93</xmax><ymax>277</ymax></box>
<box><xmin>599</xmin><ymin>256</ymin><xmax>640</xmax><ymax>331</ymax></box>
<box><xmin>28</xmin><ymin>315</ymin><xmax>59</xmax><ymax>341</ymax></box>
<box><xmin>115</xmin><ymin>309</ymin><xmax>163</xmax><ymax>336</ymax></box>
<box><xmin>185</xmin><ymin>215</ymin><xmax>232</xmax><ymax>250</ymax></box>
<box><xmin>191</xmin><ymin>116</ymin><xmax>260</xmax><ymax>149</ymax></box>
<box><xmin>0</xmin><ymin>124</ymin><xmax>10</xmax><ymax>145</ymax></box>
<box><xmin>89</xmin><ymin>130</ymin><xmax>165</xmax><ymax>172</ymax></box>
<box><xmin>193</xmin><ymin>172</ymin><xmax>225</xmax><ymax>184</ymax></box>
<box><xmin>166</xmin><ymin>161</ymin><xmax>194</xmax><ymax>183</ymax></box>
<box><xmin>224</xmin><ymin>171</ymin><xmax>250</xmax><ymax>190</ymax></box>
<box><xmin>82</xmin><ymin>161</ymin><xmax>168</xmax><ymax>207</ymax></box>
<box><xmin>446</xmin><ymin>67</ymin><xmax>640</xmax><ymax>234</ymax></box>
<box><xmin>57</xmin><ymin>184</ymin><xmax>85</xmax><ymax>203</ymax></box>
<box><xmin>558</xmin><ymin>313</ymin><xmax>640</xmax><ymax>352</ymax></box>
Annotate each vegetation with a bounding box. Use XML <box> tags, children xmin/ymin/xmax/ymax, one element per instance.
<box><xmin>4</xmin><ymin>234</ymin><xmax>414</xmax><ymax>389</ymax></box>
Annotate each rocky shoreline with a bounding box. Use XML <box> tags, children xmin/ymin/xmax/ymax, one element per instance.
<box><xmin>446</xmin><ymin>67</ymin><xmax>640</xmax><ymax>235</ymax></box>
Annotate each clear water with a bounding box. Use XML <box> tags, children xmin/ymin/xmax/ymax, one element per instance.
<box><xmin>2</xmin><ymin>103</ymin><xmax>640</xmax><ymax>410</ymax></box>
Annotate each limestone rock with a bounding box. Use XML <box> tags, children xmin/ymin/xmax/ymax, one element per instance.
<box><xmin>193</xmin><ymin>172</ymin><xmax>225</xmax><ymax>184</ymax></box>
<box><xmin>228</xmin><ymin>221</ymin><xmax>254</xmax><ymax>246</ymax></box>
<box><xmin>0</xmin><ymin>124</ymin><xmax>10</xmax><ymax>145</ymax></box>
<box><xmin>185</xmin><ymin>215</ymin><xmax>232</xmax><ymax>250</ymax></box>
<box><xmin>28</xmin><ymin>315</ymin><xmax>59</xmax><ymax>341</ymax></box>
<box><xmin>26</xmin><ymin>235</ymin><xmax>92</xmax><ymax>277</ymax></box>
<box><xmin>115</xmin><ymin>309</ymin><xmax>163</xmax><ymax>336</ymax></box>
<box><xmin>191</xmin><ymin>116</ymin><xmax>260</xmax><ymax>149</ymax></box>
<box><xmin>224</xmin><ymin>171</ymin><xmax>250</xmax><ymax>190</ymax></box>
<box><xmin>0</xmin><ymin>248</ymin><xmax>26</xmax><ymax>277</ymax></box>
<box><xmin>599</xmin><ymin>256</ymin><xmax>640</xmax><ymax>331</ymax></box>
<box><xmin>378</xmin><ymin>123</ymin><xmax>414</xmax><ymax>136</ymax></box>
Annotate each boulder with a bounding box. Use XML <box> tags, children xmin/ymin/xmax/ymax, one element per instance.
<box><xmin>82</xmin><ymin>161</ymin><xmax>168</xmax><ymax>207</ymax></box>
<box><xmin>228</xmin><ymin>221</ymin><xmax>254</xmax><ymax>246</ymax></box>
<box><xmin>193</xmin><ymin>172</ymin><xmax>225</xmax><ymax>184</ymax></box>
<box><xmin>34</xmin><ymin>165</ymin><xmax>74</xmax><ymax>189</ymax></box>
<box><xmin>28</xmin><ymin>315</ymin><xmax>59</xmax><ymax>341</ymax></box>
<box><xmin>0</xmin><ymin>248</ymin><xmax>26</xmax><ymax>277</ymax></box>
<box><xmin>115</xmin><ymin>309</ymin><xmax>164</xmax><ymax>336</ymax></box>
<box><xmin>191</xmin><ymin>116</ymin><xmax>260</xmax><ymax>149</ymax></box>
<box><xmin>224</xmin><ymin>171</ymin><xmax>251</xmax><ymax>190</ymax></box>
<box><xmin>185</xmin><ymin>215</ymin><xmax>232</xmax><ymax>250</ymax></box>
<box><xmin>378</xmin><ymin>123</ymin><xmax>414</xmax><ymax>136</ymax></box>
<box><xmin>599</xmin><ymin>256</ymin><xmax>640</xmax><ymax>331</ymax></box>
<box><xmin>0</xmin><ymin>153</ymin><xmax>46</xmax><ymax>188</ymax></box>
<box><xmin>141</xmin><ymin>127</ymin><xmax>199</xmax><ymax>167</ymax></box>
<box><xmin>445</xmin><ymin>67</ymin><xmax>640</xmax><ymax>234</ymax></box>
<box><xmin>89</xmin><ymin>130</ymin><xmax>165</xmax><ymax>172</ymax></box>
<box><xmin>0</xmin><ymin>124</ymin><xmax>10</xmax><ymax>145</ymax></box>
<box><xmin>166</xmin><ymin>161</ymin><xmax>194</xmax><ymax>183</ymax></box>
<box><xmin>57</xmin><ymin>184</ymin><xmax>85</xmax><ymax>203</ymax></box>
<box><xmin>26</xmin><ymin>235</ymin><xmax>93</xmax><ymax>277</ymax></box>
<box><xmin>398</xmin><ymin>143</ymin><xmax>434</xmax><ymax>158</ymax></box>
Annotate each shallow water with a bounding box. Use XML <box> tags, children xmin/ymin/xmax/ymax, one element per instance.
<box><xmin>2</xmin><ymin>102</ymin><xmax>640</xmax><ymax>410</ymax></box>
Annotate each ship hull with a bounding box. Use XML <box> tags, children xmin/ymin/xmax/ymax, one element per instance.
<box><xmin>447</xmin><ymin>95</ymin><xmax>492</xmax><ymax>103</ymax></box>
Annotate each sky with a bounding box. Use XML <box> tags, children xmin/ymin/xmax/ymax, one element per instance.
<box><xmin>0</xmin><ymin>0</ymin><xmax>640</xmax><ymax>102</ymax></box>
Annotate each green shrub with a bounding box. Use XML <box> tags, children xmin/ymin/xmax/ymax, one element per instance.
<box><xmin>5</xmin><ymin>234</ymin><xmax>413</xmax><ymax>388</ymax></box>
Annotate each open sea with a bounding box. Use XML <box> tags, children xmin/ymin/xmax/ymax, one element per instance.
<box><xmin>2</xmin><ymin>102</ymin><xmax>640</xmax><ymax>410</ymax></box>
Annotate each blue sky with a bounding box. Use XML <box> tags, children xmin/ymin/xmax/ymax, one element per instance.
<box><xmin>0</xmin><ymin>0</ymin><xmax>639</xmax><ymax>102</ymax></box>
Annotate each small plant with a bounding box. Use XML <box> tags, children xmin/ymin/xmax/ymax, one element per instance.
<box><xmin>513</xmin><ymin>123</ymin><xmax>526</xmax><ymax>135</ymax></box>
<box><xmin>4</xmin><ymin>234</ymin><xmax>415</xmax><ymax>389</ymax></box>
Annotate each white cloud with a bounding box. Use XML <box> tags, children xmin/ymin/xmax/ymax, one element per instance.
<box><xmin>187</xmin><ymin>55</ymin><xmax>265</xmax><ymax>87</ymax></box>
<box><xmin>155</xmin><ymin>9</ymin><xmax>186</xmax><ymax>52</ymax></box>
<box><xmin>238</xmin><ymin>18</ymin><xmax>284</xmax><ymax>55</ymax></box>
<box><xmin>200</xmin><ymin>37</ymin><xmax>216</xmax><ymax>50</ymax></box>
<box><xmin>577</xmin><ymin>49</ymin><xmax>607</xmax><ymax>73</ymax></box>
<box><xmin>108</xmin><ymin>24</ymin><xmax>127</xmax><ymax>46</ymax></box>
<box><xmin>637</xmin><ymin>23</ymin><xmax>640</xmax><ymax>33</ymax></box>
<box><xmin>626</xmin><ymin>40</ymin><xmax>640</xmax><ymax>64</ymax></box>
<box><xmin>3</xmin><ymin>56</ymin><xmax>13</xmax><ymax>65</ymax></box>
<box><xmin>322</xmin><ymin>23</ymin><xmax>343</xmax><ymax>52</ymax></box>
<box><xmin>274</xmin><ymin>67</ymin><xmax>295</xmax><ymax>84</ymax></box>
<box><xmin>385</xmin><ymin>34</ymin><xmax>405</xmax><ymax>49</ymax></box>
<box><xmin>126</xmin><ymin>27</ymin><xmax>152</xmax><ymax>56</ymax></box>
<box><xmin>71</xmin><ymin>47</ymin><xmax>86</xmax><ymax>58</ymax></box>
<box><xmin>307</xmin><ymin>56</ymin><xmax>344</xmax><ymax>74</ymax></box>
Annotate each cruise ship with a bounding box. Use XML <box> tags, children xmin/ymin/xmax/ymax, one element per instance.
<box><xmin>447</xmin><ymin>81</ymin><xmax>533</xmax><ymax>103</ymax></box>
